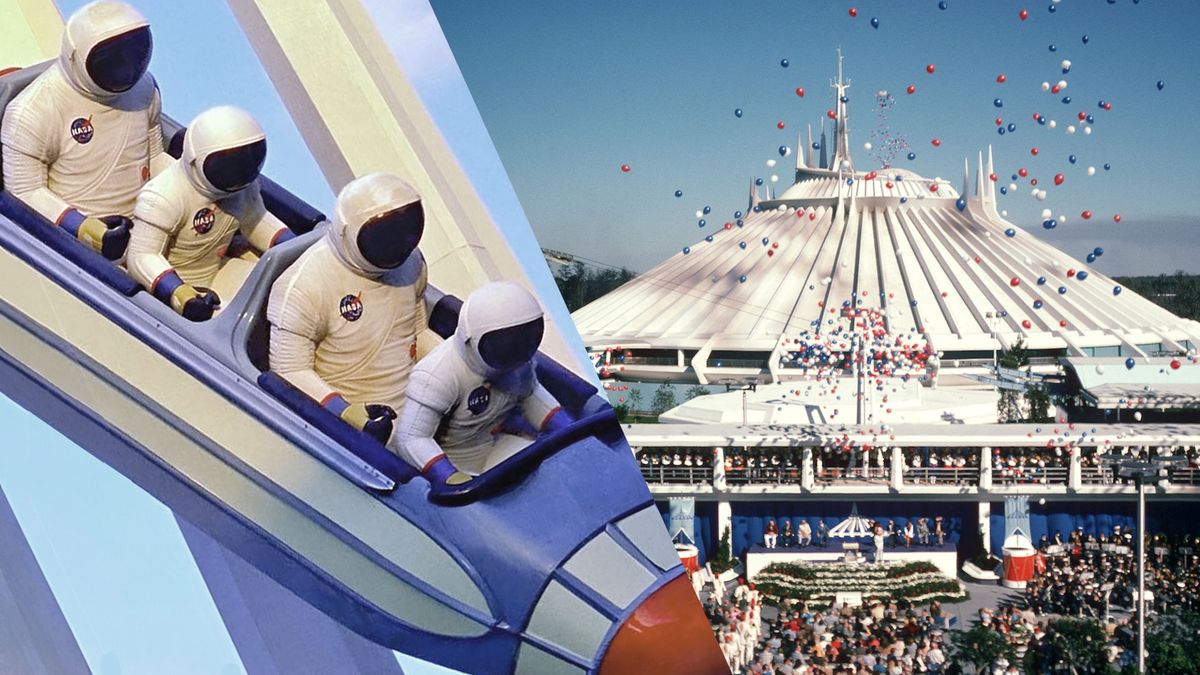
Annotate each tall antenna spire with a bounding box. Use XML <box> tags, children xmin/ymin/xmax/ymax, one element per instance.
<box><xmin>830</xmin><ymin>48</ymin><xmax>854</xmax><ymax>173</ymax></box>
<box><xmin>806</xmin><ymin>124</ymin><xmax>815</xmax><ymax>168</ymax></box>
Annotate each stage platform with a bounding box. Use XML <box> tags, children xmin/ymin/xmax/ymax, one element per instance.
<box><xmin>746</xmin><ymin>540</ymin><xmax>959</xmax><ymax>580</ymax></box>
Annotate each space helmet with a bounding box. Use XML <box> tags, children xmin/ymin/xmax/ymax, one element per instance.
<box><xmin>456</xmin><ymin>281</ymin><xmax>545</xmax><ymax>377</ymax></box>
<box><xmin>329</xmin><ymin>173</ymin><xmax>425</xmax><ymax>277</ymax></box>
<box><xmin>60</xmin><ymin>0</ymin><xmax>152</xmax><ymax>99</ymax></box>
<box><xmin>181</xmin><ymin>106</ymin><xmax>267</xmax><ymax>200</ymax></box>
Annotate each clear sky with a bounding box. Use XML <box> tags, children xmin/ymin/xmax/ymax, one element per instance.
<box><xmin>431</xmin><ymin>0</ymin><xmax>1200</xmax><ymax>277</ymax></box>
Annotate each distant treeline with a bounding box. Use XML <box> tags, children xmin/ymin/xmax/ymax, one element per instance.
<box><xmin>550</xmin><ymin>262</ymin><xmax>636</xmax><ymax>312</ymax></box>
<box><xmin>1113</xmin><ymin>272</ymin><xmax>1200</xmax><ymax>321</ymax></box>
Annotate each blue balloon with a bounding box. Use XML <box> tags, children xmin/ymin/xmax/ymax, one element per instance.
<box><xmin>907</xmin><ymin>152</ymin><xmax>917</xmax><ymax>160</ymax></box>
<box><xmin>1086</xmin><ymin>114</ymin><xmax>1095</xmax><ymax>124</ymax></box>
<box><xmin>1048</xmin><ymin>4</ymin><xmax>1057</xmax><ymax>12</ymax></box>
<box><xmin>762</xmin><ymin>237</ymin><xmax>770</xmax><ymax>245</ymax></box>
<box><xmin>900</xmin><ymin>197</ymin><xmax>908</xmax><ymax>204</ymax></box>
<box><xmin>682</xmin><ymin>246</ymin><xmax>691</xmax><ymax>254</ymax></box>
<box><xmin>1037</xmin><ymin>116</ymin><xmax>1046</xmax><ymax>126</ymax></box>
<box><xmin>702</xmin><ymin>205</ymin><xmax>711</xmax><ymax>214</ymax></box>
<box><xmin>955</xmin><ymin>197</ymin><xmax>966</xmax><ymax>211</ymax></box>
<box><xmin>698</xmin><ymin>219</ymin><xmax>706</xmax><ymax>227</ymax></box>
<box><xmin>1058</xmin><ymin>286</ymin><xmax>1068</xmax><ymax>295</ymax></box>
<box><xmin>735</xmin><ymin>108</ymin><xmax>743</xmax><ymax>118</ymax></box>
<box><xmin>871</xmin><ymin>17</ymin><xmax>880</xmax><ymax>28</ymax></box>
<box><xmin>1068</xmin><ymin>154</ymin><xmax>1077</xmax><ymax>164</ymax></box>
<box><xmin>1005</xmin><ymin>228</ymin><xmax>1017</xmax><ymax>237</ymax></box>
<box><xmin>847</xmin><ymin>178</ymin><xmax>854</xmax><ymax>185</ymax></box>
<box><xmin>739</xmin><ymin>274</ymin><xmax>748</xmax><ymax>283</ymax></box>
<box><xmin>1082</xmin><ymin>34</ymin><xmax>1090</xmax><ymax>44</ymax></box>
<box><xmin>994</xmin><ymin>98</ymin><xmax>1004</xmax><ymax>108</ymax></box>
<box><xmin>1049</xmin><ymin>44</ymin><xmax>1057</xmax><ymax>52</ymax></box>
<box><xmin>739</xmin><ymin>241</ymin><xmax>747</xmax><ymax>249</ymax></box>
<box><xmin>1033</xmin><ymin>299</ymin><xmax>1044</xmax><ymax>309</ymax></box>
<box><xmin>778</xmin><ymin>145</ymin><xmax>790</xmax><ymax>157</ymax></box>
<box><xmin>736</xmin><ymin>219</ymin><xmax>745</xmax><ymax>227</ymax></box>
<box><xmin>674</xmin><ymin>189</ymin><xmax>683</xmax><ymax>198</ymax></box>
<box><xmin>998</xmin><ymin>127</ymin><xmax>1006</xmax><ymax>136</ymax></box>
<box><xmin>755</xmin><ymin>178</ymin><xmax>764</xmax><ymax>186</ymax></box>
<box><xmin>1098</xmin><ymin>100</ymin><xmax>1107</xmax><ymax>109</ymax></box>
<box><xmin>1062</xmin><ymin>96</ymin><xmax>1072</xmax><ymax>104</ymax></box>
<box><xmin>1113</xmin><ymin>285</ymin><xmax>1122</xmax><ymax>296</ymax></box>
<box><xmin>1042</xmin><ymin>219</ymin><xmax>1057</xmax><ymax>229</ymax></box>
<box><xmin>780</xmin><ymin>58</ymin><xmax>790</xmax><ymax>68</ymax></box>
<box><xmin>939</xmin><ymin>0</ymin><xmax>948</xmax><ymax>8</ymax></box>
<box><xmin>1086</xmin><ymin>253</ymin><xmax>1096</xmax><ymax>263</ymax></box>
<box><xmin>705</xmin><ymin>234</ymin><xmax>714</xmax><ymax>242</ymax></box>
<box><xmin>1093</xmin><ymin>247</ymin><xmax>1104</xmax><ymax>256</ymax></box>
<box><xmin>1157</xmin><ymin>80</ymin><xmax>1165</xmax><ymax>91</ymax></box>
<box><xmin>1104</xmin><ymin>163</ymin><xmax>1111</xmax><ymax>171</ymax></box>
<box><xmin>1011</xmin><ymin>174</ymin><xmax>1019</xmax><ymax>180</ymax></box>
<box><xmin>1125</xmin><ymin>357</ymin><xmax>1136</xmax><ymax>370</ymax></box>
<box><xmin>911</xmin><ymin>299</ymin><xmax>919</xmax><ymax>306</ymax></box>
<box><xmin>1037</xmin><ymin>276</ymin><xmax>1047</xmax><ymax>285</ymax></box>
<box><xmin>734</xmin><ymin>210</ymin><xmax>743</xmax><ymax>218</ymax></box>
<box><xmin>999</xmin><ymin>186</ymin><xmax>1008</xmax><ymax>195</ymax></box>
<box><xmin>1077</xmin><ymin>270</ymin><xmax>1089</xmax><ymax>281</ymax></box>
<box><xmin>1007</xmin><ymin>123</ymin><xmax>1017</xmax><ymax>132</ymax></box>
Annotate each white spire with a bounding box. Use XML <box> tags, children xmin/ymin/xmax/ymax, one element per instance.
<box><xmin>962</xmin><ymin>157</ymin><xmax>970</xmax><ymax>197</ymax></box>
<box><xmin>986</xmin><ymin>145</ymin><xmax>996</xmax><ymax>204</ymax></box>
<box><xmin>796</xmin><ymin>130</ymin><xmax>807</xmax><ymax>170</ymax></box>
<box><xmin>806</xmin><ymin>124</ymin><xmax>815</xmax><ymax>168</ymax></box>
<box><xmin>975</xmin><ymin>151</ymin><xmax>985</xmax><ymax>198</ymax></box>
<box><xmin>830</xmin><ymin>48</ymin><xmax>853</xmax><ymax>173</ymax></box>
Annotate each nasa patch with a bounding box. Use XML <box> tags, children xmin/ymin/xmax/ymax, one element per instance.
<box><xmin>339</xmin><ymin>293</ymin><xmax>363</xmax><ymax>321</ymax></box>
<box><xmin>70</xmin><ymin>116</ymin><xmax>94</xmax><ymax>144</ymax></box>
<box><xmin>192</xmin><ymin>207</ymin><xmax>216</xmax><ymax>234</ymax></box>
<box><xmin>467</xmin><ymin>386</ymin><xmax>490</xmax><ymax>415</ymax></box>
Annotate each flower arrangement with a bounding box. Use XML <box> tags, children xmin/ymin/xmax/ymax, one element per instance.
<box><xmin>755</xmin><ymin>560</ymin><xmax>967</xmax><ymax>604</ymax></box>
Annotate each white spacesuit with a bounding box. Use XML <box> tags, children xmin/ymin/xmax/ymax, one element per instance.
<box><xmin>397</xmin><ymin>281</ymin><xmax>572</xmax><ymax>481</ymax></box>
<box><xmin>1</xmin><ymin>0</ymin><xmax>170</xmax><ymax>260</ymax></box>
<box><xmin>127</xmin><ymin>106</ymin><xmax>292</xmax><ymax>321</ymax></box>
<box><xmin>267</xmin><ymin>172</ymin><xmax>427</xmax><ymax>453</ymax></box>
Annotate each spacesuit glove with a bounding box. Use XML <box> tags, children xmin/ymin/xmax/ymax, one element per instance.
<box><xmin>423</xmin><ymin>455</ymin><xmax>471</xmax><ymax>487</ymax></box>
<box><xmin>77</xmin><ymin>215</ymin><xmax>132</xmax><ymax>260</ymax></box>
<box><xmin>169</xmin><ymin>284</ymin><xmax>221</xmax><ymax>322</ymax></box>
<box><xmin>340</xmin><ymin>403</ymin><xmax>397</xmax><ymax>444</ymax></box>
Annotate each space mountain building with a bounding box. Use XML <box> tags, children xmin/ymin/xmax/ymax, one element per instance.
<box><xmin>575</xmin><ymin>59</ymin><xmax>1200</xmax><ymax>385</ymax></box>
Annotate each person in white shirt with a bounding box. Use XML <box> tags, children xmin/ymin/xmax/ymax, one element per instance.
<box><xmin>396</xmin><ymin>281</ymin><xmax>571</xmax><ymax>482</ymax></box>
<box><xmin>268</xmin><ymin>172</ymin><xmax>433</xmax><ymax>469</ymax></box>
<box><xmin>2</xmin><ymin>0</ymin><xmax>171</xmax><ymax>260</ymax></box>
<box><xmin>874</xmin><ymin>524</ymin><xmax>886</xmax><ymax>563</ymax></box>
<box><xmin>128</xmin><ymin>106</ymin><xmax>292</xmax><ymax>320</ymax></box>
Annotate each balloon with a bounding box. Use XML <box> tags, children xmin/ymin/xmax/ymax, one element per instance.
<box><xmin>703</xmin><ymin>205</ymin><xmax>711</xmax><ymax>214</ymax></box>
<box><xmin>1081</xmin><ymin>210</ymin><xmax>1092</xmax><ymax>219</ymax></box>
<box><xmin>1082</xmin><ymin>34</ymin><xmax>1089</xmax><ymax>44</ymax></box>
<box><xmin>674</xmin><ymin>189</ymin><xmax>683</xmax><ymax>197</ymax></box>
<box><xmin>926</xmin><ymin>64</ymin><xmax>936</xmax><ymax>74</ymax></box>
<box><xmin>998</xmin><ymin>127</ymin><xmax>1006</xmax><ymax>136</ymax></box>
<box><xmin>1033</xmin><ymin>299</ymin><xmax>1043</xmax><ymax>309</ymax></box>
<box><xmin>735</xmin><ymin>108</ymin><xmax>743</xmax><ymax>118</ymax></box>
<box><xmin>1005</xmin><ymin>228</ymin><xmax>1017</xmax><ymax>237</ymax></box>
<box><xmin>698</xmin><ymin>219</ymin><xmax>706</xmax><ymax>227</ymax></box>
<box><xmin>864</xmin><ymin>142</ymin><xmax>873</xmax><ymax>151</ymax></box>
<box><xmin>1007</xmin><ymin>123</ymin><xmax>1017</xmax><ymax>132</ymax></box>
<box><xmin>620</xmin><ymin>164</ymin><xmax>631</xmax><ymax>173</ymax></box>
<box><xmin>1019</xmin><ymin>8</ymin><xmax>1029</xmax><ymax>20</ymax></box>
<box><xmin>1134</xmin><ymin>411</ymin><xmax>1143</xmax><ymax>422</ymax></box>
<box><xmin>682</xmin><ymin>246</ymin><xmax>690</xmax><ymax>254</ymax></box>
<box><xmin>907</xmin><ymin>152</ymin><xmax>917</xmax><ymax>160</ymax></box>
<box><xmin>705</xmin><ymin>235</ymin><xmax>713</xmax><ymax>242</ymax></box>
<box><xmin>1068</xmin><ymin>154</ymin><xmax>1076</xmax><ymax>164</ymax></box>
<box><xmin>929</xmin><ymin>183</ymin><xmax>939</xmax><ymax>192</ymax></box>
<box><xmin>956</xmin><ymin>197</ymin><xmax>966</xmax><ymax>211</ymax></box>
<box><xmin>755</xmin><ymin>177</ymin><xmax>764</xmax><ymax>185</ymax></box>
<box><xmin>1086</xmin><ymin>253</ymin><xmax>1096</xmax><ymax>263</ymax></box>
<box><xmin>777</xmin><ymin>121</ymin><xmax>786</xmax><ymax>129</ymax></box>
<box><xmin>871</xmin><ymin>17</ymin><xmax>880</xmax><ymax>28</ymax></box>
<box><xmin>1041</xmin><ymin>208</ymin><xmax>1052</xmax><ymax>219</ymax></box>
<box><xmin>1010</xmin><ymin>277</ymin><xmax>1020</xmax><ymax>287</ymax></box>
<box><xmin>1054</xmin><ymin>173</ymin><xmax>1064</xmax><ymax>186</ymax></box>
<box><xmin>1037</xmin><ymin>276</ymin><xmax>1047</xmax><ymax>285</ymax></box>
<box><xmin>780</xmin><ymin>59</ymin><xmax>789</xmax><ymax>68</ymax></box>
<box><xmin>1113</xmin><ymin>286</ymin><xmax>1122</xmax><ymax>296</ymax></box>
<box><xmin>739</xmin><ymin>275</ymin><xmax>748</xmax><ymax>283</ymax></box>
<box><xmin>778</xmin><ymin>145</ymin><xmax>791</xmax><ymax>157</ymax></box>
<box><xmin>1022</xmin><ymin>319</ymin><xmax>1032</xmax><ymax>329</ymax></box>
<box><xmin>1031</xmin><ymin>147</ymin><xmax>1039</xmax><ymax>156</ymax></box>
<box><xmin>1171</xmin><ymin>359</ymin><xmax>1181</xmax><ymax>370</ymax></box>
<box><xmin>999</xmin><ymin>186</ymin><xmax>1008</xmax><ymax>195</ymax></box>
<box><xmin>849</xmin><ymin>7</ymin><xmax>858</xmax><ymax>17</ymax></box>
<box><xmin>1125</xmin><ymin>358</ymin><xmax>1136</xmax><ymax>370</ymax></box>
<box><xmin>1061</xmin><ymin>60</ymin><xmax>1071</xmax><ymax>73</ymax></box>
<box><xmin>994</xmin><ymin>98</ymin><xmax>1004</xmax><ymax>108</ymax></box>
<box><xmin>1076</xmin><ymin>271</ymin><xmax>1088</xmax><ymax>281</ymax></box>
<box><xmin>1062</xmin><ymin>96</ymin><xmax>1072</xmax><ymax>104</ymax></box>
<box><xmin>739</xmin><ymin>241</ymin><xmax>747</xmax><ymax>249</ymax></box>
<box><xmin>932</xmin><ymin>138</ymin><xmax>941</xmax><ymax>147</ymax></box>
<box><xmin>1067</xmin><ymin>125</ymin><xmax>1076</xmax><ymax>134</ymax></box>
<box><xmin>1104</xmin><ymin>163</ymin><xmax>1111</xmax><ymax>171</ymax></box>
<box><xmin>1049</xmin><ymin>44</ymin><xmax>1057</xmax><ymax>52</ymax></box>
<box><xmin>1042</xmin><ymin>219</ymin><xmax>1056</xmax><ymax>229</ymax></box>
<box><xmin>996</xmin><ymin>74</ymin><xmax>1007</xmax><ymax>83</ymax></box>
<box><xmin>1058</xmin><ymin>286</ymin><xmax>1067</xmax><ymax>295</ymax></box>
<box><xmin>1093</xmin><ymin>247</ymin><xmax>1104</xmax><ymax>256</ymax></box>
<box><xmin>1018</xmin><ymin>168</ymin><xmax>1028</xmax><ymax>178</ymax></box>
<box><xmin>939</xmin><ymin>0</ymin><xmax>948</xmax><ymax>7</ymax></box>
<box><xmin>1157</xmin><ymin>80</ymin><xmax>1165</xmax><ymax>91</ymax></box>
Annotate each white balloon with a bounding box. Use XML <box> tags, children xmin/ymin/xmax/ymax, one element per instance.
<box><xmin>1057</xmin><ymin>80</ymin><xmax>1068</xmax><ymax>89</ymax></box>
<box><xmin>1009</xmin><ymin>182</ymin><xmax>1018</xmax><ymax>191</ymax></box>
<box><xmin>695</xmin><ymin>210</ymin><xmax>704</xmax><ymax>218</ymax></box>
<box><xmin>767</xmin><ymin>159</ymin><xmax>777</xmax><ymax>167</ymax></box>
<box><xmin>1096</xmin><ymin>365</ymin><xmax>1105</xmax><ymax>374</ymax></box>
<box><xmin>1083</xmin><ymin>126</ymin><xmax>1092</xmax><ymax>135</ymax></box>
<box><xmin>1135</xmin><ymin>411</ymin><xmax>1143</xmax><ymax>422</ymax></box>
<box><xmin>1001</xmin><ymin>210</ymin><xmax>1008</xmax><ymax>217</ymax></box>
<box><xmin>1036</xmin><ymin>190</ymin><xmax>1047</xmax><ymax>201</ymax></box>
<box><xmin>1041</xmin><ymin>208</ymin><xmax>1053</xmax><ymax>219</ymax></box>
<box><xmin>771</xmin><ymin>174</ymin><xmax>779</xmax><ymax>182</ymax></box>
<box><xmin>1087</xmin><ymin>166</ymin><xmax>1096</xmax><ymax>176</ymax></box>
<box><xmin>1057</xmin><ymin>215</ymin><xmax>1066</xmax><ymax>224</ymax></box>
<box><xmin>1061</xmin><ymin>60</ymin><xmax>1071</xmax><ymax>70</ymax></box>
<box><xmin>1041</xmin><ymin>81</ymin><xmax>1051</xmax><ymax>91</ymax></box>
<box><xmin>1048</xmin><ymin>120</ymin><xmax>1057</xmax><ymax>129</ymax></box>
<box><xmin>1067</xmin><ymin>125</ymin><xmax>1077</xmax><ymax>134</ymax></box>
<box><xmin>864</xmin><ymin>142</ymin><xmax>873</xmax><ymax>151</ymax></box>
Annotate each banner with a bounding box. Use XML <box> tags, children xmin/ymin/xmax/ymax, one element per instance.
<box><xmin>1004</xmin><ymin>495</ymin><xmax>1031</xmax><ymax>541</ymax></box>
<box><xmin>668</xmin><ymin>496</ymin><xmax>695</xmax><ymax>546</ymax></box>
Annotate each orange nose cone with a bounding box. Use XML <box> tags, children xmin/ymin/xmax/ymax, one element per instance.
<box><xmin>597</xmin><ymin>575</ymin><xmax>730</xmax><ymax>675</ymax></box>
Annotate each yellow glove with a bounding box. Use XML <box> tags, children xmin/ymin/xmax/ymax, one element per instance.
<box><xmin>76</xmin><ymin>215</ymin><xmax>131</xmax><ymax>260</ymax></box>
<box><xmin>169</xmin><ymin>283</ymin><xmax>221</xmax><ymax>322</ymax></box>
<box><xmin>340</xmin><ymin>402</ymin><xmax>397</xmax><ymax>444</ymax></box>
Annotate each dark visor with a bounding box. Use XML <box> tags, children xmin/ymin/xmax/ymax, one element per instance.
<box><xmin>477</xmin><ymin>317</ymin><xmax>544</xmax><ymax>371</ymax></box>
<box><xmin>86</xmin><ymin>26</ymin><xmax>152</xmax><ymax>94</ymax></box>
<box><xmin>202</xmin><ymin>139</ymin><xmax>267</xmax><ymax>193</ymax></box>
<box><xmin>356</xmin><ymin>202</ymin><xmax>424</xmax><ymax>269</ymax></box>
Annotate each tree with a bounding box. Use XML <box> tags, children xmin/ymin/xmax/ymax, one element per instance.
<box><xmin>996</xmin><ymin>339</ymin><xmax>1031</xmax><ymax>423</ymax></box>
<box><xmin>549</xmin><ymin>260</ymin><xmax>637</xmax><ymax>312</ymax></box>
<box><xmin>626</xmin><ymin>388</ymin><xmax>644</xmax><ymax>414</ymax></box>
<box><xmin>711</xmin><ymin>525</ymin><xmax>734</xmax><ymax>574</ymax></box>
<box><xmin>685</xmin><ymin>384</ymin><xmax>711</xmax><ymax>400</ymax></box>
<box><xmin>1024</xmin><ymin>619</ymin><xmax>1116</xmax><ymax>675</ymax></box>
<box><xmin>950</xmin><ymin>623</ymin><xmax>1016</xmax><ymax>674</ymax></box>
<box><xmin>1025</xmin><ymin>382</ymin><xmax>1053</xmax><ymax>423</ymax></box>
<box><xmin>1145</xmin><ymin>608</ymin><xmax>1200</xmax><ymax>675</ymax></box>
<box><xmin>651</xmin><ymin>382</ymin><xmax>677</xmax><ymax>415</ymax></box>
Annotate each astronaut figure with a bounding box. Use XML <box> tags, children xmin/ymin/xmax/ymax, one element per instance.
<box><xmin>397</xmin><ymin>281</ymin><xmax>572</xmax><ymax>482</ymax></box>
<box><xmin>127</xmin><ymin>106</ymin><xmax>292</xmax><ymax>320</ymax></box>
<box><xmin>267</xmin><ymin>172</ymin><xmax>427</xmax><ymax>459</ymax></box>
<box><xmin>1</xmin><ymin>0</ymin><xmax>170</xmax><ymax>260</ymax></box>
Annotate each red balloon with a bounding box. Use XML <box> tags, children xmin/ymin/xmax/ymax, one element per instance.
<box><xmin>1113</xmin><ymin>214</ymin><xmax>1122</xmax><ymax>223</ymax></box>
<box><xmin>926</xmin><ymin>64</ymin><xmax>936</xmax><ymax>74</ymax></box>
<box><xmin>1018</xmin><ymin>167</ymin><xmax>1029</xmax><ymax>177</ymax></box>
<box><xmin>931</xmin><ymin>138</ymin><xmax>941</xmax><ymax>147</ymax></box>
<box><xmin>1019</xmin><ymin>8</ymin><xmax>1029</xmax><ymax>20</ymax></box>
<box><xmin>996</xmin><ymin>73</ymin><xmax>1007</xmax><ymax>83</ymax></box>
<box><xmin>995</xmin><ymin>117</ymin><xmax>1004</xmax><ymax>126</ymax></box>
<box><xmin>777</xmin><ymin>121</ymin><xmax>786</xmax><ymax>129</ymax></box>
<box><xmin>1021</xmin><ymin>319</ymin><xmax>1032</xmax><ymax>329</ymax></box>
<box><xmin>1054</xmin><ymin>173</ymin><xmax>1064</xmax><ymax>186</ymax></box>
<box><xmin>929</xmin><ymin>183</ymin><xmax>939</xmax><ymax>192</ymax></box>
<box><xmin>772</xmin><ymin>242</ymin><xmax>780</xmax><ymax>249</ymax></box>
<box><xmin>767</xmin><ymin>250</ymin><xmax>775</xmax><ymax>257</ymax></box>
<box><xmin>1059</xmin><ymin>320</ymin><xmax>1068</xmax><ymax>328</ymax></box>
<box><xmin>941</xmin><ymin>291</ymin><xmax>949</xmax><ymax>298</ymax></box>
<box><xmin>795</xmin><ymin>87</ymin><xmax>805</xmax><ymax>97</ymax></box>
<box><xmin>1030</xmin><ymin>147</ymin><xmax>1039</xmax><ymax>156</ymax></box>
<box><xmin>885</xmin><ymin>182</ymin><xmax>894</xmax><ymax>188</ymax></box>
<box><xmin>1078</xmin><ymin>111</ymin><xmax>1087</xmax><ymax>121</ymax></box>
<box><xmin>1051</xmin><ymin>85</ymin><xmax>1061</xmax><ymax>94</ymax></box>
<box><xmin>1010</xmin><ymin>277</ymin><xmax>1020</xmax><ymax>287</ymax></box>
<box><xmin>1030</xmin><ymin>178</ymin><xmax>1038</xmax><ymax>186</ymax></box>
<box><xmin>620</xmin><ymin>164</ymin><xmax>631</xmax><ymax>172</ymax></box>
<box><xmin>1081</xmin><ymin>210</ymin><xmax>1092</xmax><ymax>219</ymax></box>
<box><xmin>1031</xmin><ymin>112</ymin><xmax>1041</xmax><ymax>121</ymax></box>
<box><xmin>989</xmin><ymin>173</ymin><xmax>998</xmax><ymax>182</ymax></box>
<box><xmin>974</xmin><ymin>255</ymin><xmax>982</xmax><ymax>263</ymax></box>
<box><xmin>1171</xmin><ymin>359</ymin><xmax>1182</xmax><ymax>370</ymax></box>
<box><xmin>827</xmin><ymin>109</ymin><xmax>837</xmax><ymax>119</ymax></box>
<box><xmin>849</xmin><ymin>7</ymin><xmax>858</xmax><ymax>17</ymax></box>
<box><xmin>724</xmin><ymin>222</ymin><xmax>733</xmax><ymax>229</ymax></box>
<box><xmin>907</xmin><ymin>84</ymin><xmax>916</xmax><ymax>94</ymax></box>
<box><xmin>1104</xmin><ymin>102</ymin><xmax>1112</xmax><ymax>110</ymax></box>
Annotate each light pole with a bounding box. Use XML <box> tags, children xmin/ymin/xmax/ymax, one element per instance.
<box><xmin>1098</xmin><ymin>452</ymin><xmax>1189</xmax><ymax>674</ymax></box>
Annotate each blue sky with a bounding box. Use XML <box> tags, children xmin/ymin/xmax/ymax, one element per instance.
<box><xmin>0</xmin><ymin>0</ymin><xmax>539</xmax><ymax>672</ymax></box>
<box><xmin>431</xmin><ymin>0</ymin><xmax>1200</xmax><ymax>276</ymax></box>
